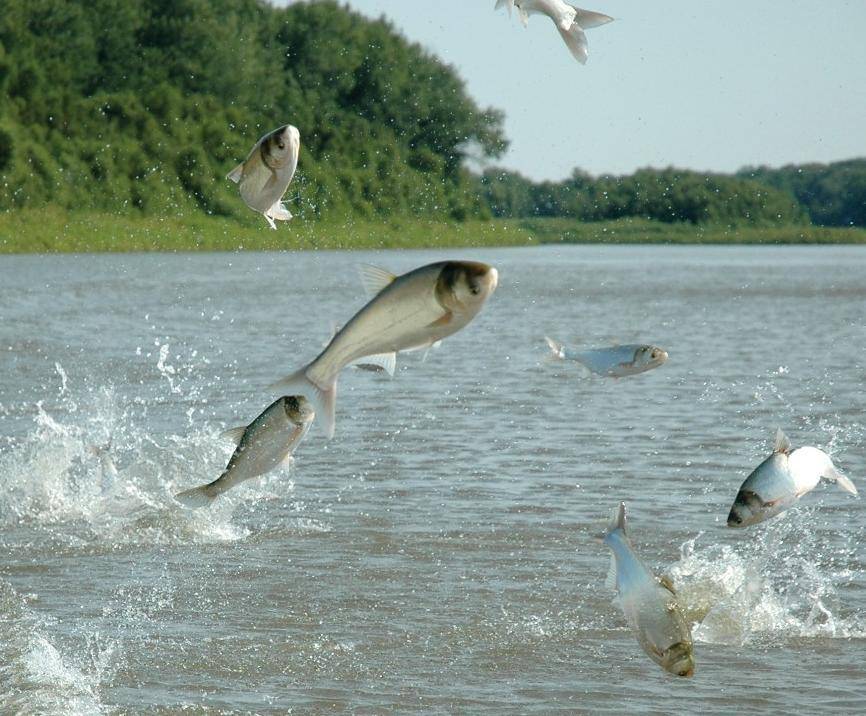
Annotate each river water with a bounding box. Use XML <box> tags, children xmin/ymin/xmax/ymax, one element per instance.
<box><xmin>0</xmin><ymin>245</ymin><xmax>864</xmax><ymax>714</ymax></box>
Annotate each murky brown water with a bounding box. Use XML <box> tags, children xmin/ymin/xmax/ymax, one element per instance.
<box><xmin>1</xmin><ymin>245</ymin><xmax>864</xmax><ymax>713</ymax></box>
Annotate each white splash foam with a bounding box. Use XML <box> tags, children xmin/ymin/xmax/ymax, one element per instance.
<box><xmin>669</xmin><ymin>511</ymin><xmax>864</xmax><ymax>646</ymax></box>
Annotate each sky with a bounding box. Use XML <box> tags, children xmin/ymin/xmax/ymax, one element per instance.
<box><xmin>280</xmin><ymin>1</ymin><xmax>866</xmax><ymax>181</ymax></box>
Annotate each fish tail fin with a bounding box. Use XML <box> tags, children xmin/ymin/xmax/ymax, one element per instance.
<box><xmin>825</xmin><ymin>464</ymin><xmax>858</xmax><ymax>495</ymax></box>
<box><xmin>175</xmin><ymin>483</ymin><xmax>219</xmax><ymax>509</ymax></box>
<box><xmin>544</xmin><ymin>336</ymin><xmax>566</xmax><ymax>361</ymax></box>
<box><xmin>270</xmin><ymin>369</ymin><xmax>336</xmax><ymax>439</ymax></box>
<box><xmin>557</xmin><ymin>23</ymin><xmax>589</xmax><ymax>64</ymax></box>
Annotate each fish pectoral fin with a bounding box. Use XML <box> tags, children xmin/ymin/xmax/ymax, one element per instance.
<box><xmin>226</xmin><ymin>163</ymin><xmax>245</xmax><ymax>184</ymax></box>
<box><xmin>355</xmin><ymin>352</ymin><xmax>396</xmax><ymax>377</ymax></box>
<box><xmin>220</xmin><ymin>425</ymin><xmax>247</xmax><ymax>445</ymax></box>
<box><xmin>428</xmin><ymin>311</ymin><xmax>453</xmax><ymax>329</ymax></box>
<box><xmin>658</xmin><ymin>575</ymin><xmax>677</xmax><ymax>595</ymax></box>
<box><xmin>358</xmin><ymin>264</ymin><xmax>397</xmax><ymax>298</ymax></box>
<box><xmin>267</xmin><ymin>201</ymin><xmax>292</xmax><ymax>221</ymax></box>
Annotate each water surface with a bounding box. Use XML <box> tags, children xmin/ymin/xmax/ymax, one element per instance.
<box><xmin>1</xmin><ymin>245</ymin><xmax>864</xmax><ymax>713</ymax></box>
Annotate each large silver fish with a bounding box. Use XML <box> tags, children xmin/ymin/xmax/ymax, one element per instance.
<box><xmin>496</xmin><ymin>0</ymin><xmax>614</xmax><ymax>64</ymax></box>
<box><xmin>603</xmin><ymin>502</ymin><xmax>695</xmax><ymax>677</ymax></box>
<box><xmin>273</xmin><ymin>261</ymin><xmax>499</xmax><ymax>438</ymax></box>
<box><xmin>727</xmin><ymin>429</ymin><xmax>857</xmax><ymax>527</ymax></box>
<box><xmin>227</xmin><ymin>124</ymin><xmax>300</xmax><ymax>229</ymax></box>
<box><xmin>175</xmin><ymin>396</ymin><xmax>314</xmax><ymax>508</ymax></box>
<box><xmin>545</xmin><ymin>337</ymin><xmax>667</xmax><ymax>377</ymax></box>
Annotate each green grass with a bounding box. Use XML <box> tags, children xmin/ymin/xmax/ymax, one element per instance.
<box><xmin>1</xmin><ymin>209</ymin><xmax>865</xmax><ymax>253</ymax></box>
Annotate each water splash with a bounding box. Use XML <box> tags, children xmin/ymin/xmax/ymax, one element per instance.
<box><xmin>0</xmin><ymin>581</ymin><xmax>113</xmax><ymax>715</ymax></box>
<box><xmin>668</xmin><ymin>510</ymin><xmax>864</xmax><ymax>645</ymax></box>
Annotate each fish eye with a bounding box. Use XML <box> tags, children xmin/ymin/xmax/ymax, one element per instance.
<box><xmin>469</xmin><ymin>284</ymin><xmax>480</xmax><ymax>295</ymax></box>
<box><xmin>278</xmin><ymin>142</ymin><xmax>285</xmax><ymax>149</ymax></box>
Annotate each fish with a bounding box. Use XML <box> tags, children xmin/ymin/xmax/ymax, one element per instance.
<box><xmin>227</xmin><ymin>124</ymin><xmax>300</xmax><ymax>229</ymax></box>
<box><xmin>603</xmin><ymin>502</ymin><xmax>695</xmax><ymax>677</ymax></box>
<box><xmin>727</xmin><ymin>429</ymin><xmax>857</xmax><ymax>528</ymax></box>
<box><xmin>175</xmin><ymin>396</ymin><xmax>314</xmax><ymax>509</ymax></box>
<box><xmin>323</xmin><ymin>322</ymin><xmax>443</xmax><ymax>373</ymax></box>
<box><xmin>272</xmin><ymin>260</ymin><xmax>500</xmax><ymax>438</ymax></box>
<box><xmin>545</xmin><ymin>337</ymin><xmax>668</xmax><ymax>377</ymax></box>
<box><xmin>497</xmin><ymin>0</ymin><xmax>614</xmax><ymax>64</ymax></box>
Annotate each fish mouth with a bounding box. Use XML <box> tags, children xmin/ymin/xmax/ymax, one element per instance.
<box><xmin>663</xmin><ymin>643</ymin><xmax>695</xmax><ymax>677</ymax></box>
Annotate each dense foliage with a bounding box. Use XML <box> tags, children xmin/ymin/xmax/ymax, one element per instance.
<box><xmin>0</xmin><ymin>0</ymin><xmax>861</xmax><ymax>228</ymax></box>
<box><xmin>0</xmin><ymin>0</ymin><xmax>505</xmax><ymax>219</ymax></box>
<box><xmin>478</xmin><ymin>167</ymin><xmax>811</xmax><ymax>227</ymax></box>
<box><xmin>738</xmin><ymin>160</ymin><xmax>866</xmax><ymax>227</ymax></box>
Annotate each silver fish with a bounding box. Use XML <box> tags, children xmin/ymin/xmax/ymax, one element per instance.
<box><xmin>545</xmin><ymin>337</ymin><xmax>667</xmax><ymax>377</ymax></box>
<box><xmin>273</xmin><ymin>260</ymin><xmax>499</xmax><ymax>438</ymax></box>
<box><xmin>175</xmin><ymin>396</ymin><xmax>314</xmax><ymax>508</ymax></box>
<box><xmin>497</xmin><ymin>0</ymin><xmax>614</xmax><ymax>64</ymax></box>
<box><xmin>227</xmin><ymin>124</ymin><xmax>300</xmax><ymax>229</ymax></box>
<box><xmin>727</xmin><ymin>429</ymin><xmax>857</xmax><ymax>527</ymax></box>
<box><xmin>603</xmin><ymin>502</ymin><xmax>695</xmax><ymax>677</ymax></box>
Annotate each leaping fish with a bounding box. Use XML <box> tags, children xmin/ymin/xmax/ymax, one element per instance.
<box><xmin>227</xmin><ymin>124</ymin><xmax>300</xmax><ymax>229</ymax></box>
<box><xmin>175</xmin><ymin>396</ymin><xmax>314</xmax><ymax>509</ymax></box>
<box><xmin>272</xmin><ymin>261</ymin><xmax>499</xmax><ymax>438</ymax></box>
<box><xmin>545</xmin><ymin>337</ymin><xmax>668</xmax><ymax>377</ymax></box>
<box><xmin>727</xmin><ymin>429</ymin><xmax>857</xmax><ymax>527</ymax></box>
<box><xmin>603</xmin><ymin>502</ymin><xmax>695</xmax><ymax>677</ymax></box>
<box><xmin>496</xmin><ymin>0</ymin><xmax>614</xmax><ymax>64</ymax></box>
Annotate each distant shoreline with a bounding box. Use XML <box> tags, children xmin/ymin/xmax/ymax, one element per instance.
<box><xmin>1</xmin><ymin>210</ymin><xmax>864</xmax><ymax>254</ymax></box>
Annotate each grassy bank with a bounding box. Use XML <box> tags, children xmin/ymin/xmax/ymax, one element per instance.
<box><xmin>1</xmin><ymin>209</ymin><xmax>865</xmax><ymax>253</ymax></box>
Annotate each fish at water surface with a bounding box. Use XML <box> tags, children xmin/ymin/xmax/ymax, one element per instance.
<box><xmin>603</xmin><ymin>502</ymin><xmax>695</xmax><ymax>677</ymax></box>
<box><xmin>545</xmin><ymin>337</ymin><xmax>668</xmax><ymax>377</ymax></box>
<box><xmin>272</xmin><ymin>260</ymin><xmax>499</xmax><ymax>439</ymax></box>
<box><xmin>727</xmin><ymin>429</ymin><xmax>857</xmax><ymax>527</ymax></box>
<box><xmin>227</xmin><ymin>124</ymin><xmax>300</xmax><ymax>229</ymax></box>
<box><xmin>175</xmin><ymin>395</ymin><xmax>314</xmax><ymax>508</ymax></box>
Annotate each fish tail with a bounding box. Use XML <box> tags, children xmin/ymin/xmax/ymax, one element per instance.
<box><xmin>270</xmin><ymin>368</ymin><xmax>337</xmax><ymax>439</ymax></box>
<box><xmin>544</xmin><ymin>336</ymin><xmax>566</xmax><ymax>361</ymax></box>
<box><xmin>175</xmin><ymin>482</ymin><xmax>219</xmax><ymax>509</ymax></box>
<box><xmin>825</xmin><ymin>464</ymin><xmax>858</xmax><ymax>495</ymax></box>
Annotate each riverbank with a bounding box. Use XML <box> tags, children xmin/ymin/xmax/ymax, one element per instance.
<box><xmin>1</xmin><ymin>209</ymin><xmax>864</xmax><ymax>253</ymax></box>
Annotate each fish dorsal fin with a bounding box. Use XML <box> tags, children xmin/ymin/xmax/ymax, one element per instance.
<box><xmin>607</xmin><ymin>501</ymin><xmax>627</xmax><ymax>535</ymax></box>
<box><xmin>220</xmin><ymin>425</ymin><xmax>247</xmax><ymax>445</ymax></box>
<box><xmin>774</xmin><ymin>429</ymin><xmax>792</xmax><ymax>454</ymax></box>
<box><xmin>605</xmin><ymin>554</ymin><xmax>617</xmax><ymax>592</ymax></box>
<box><xmin>359</xmin><ymin>264</ymin><xmax>397</xmax><ymax>298</ymax></box>
<box><xmin>658</xmin><ymin>575</ymin><xmax>676</xmax><ymax>595</ymax></box>
<box><xmin>226</xmin><ymin>163</ymin><xmax>244</xmax><ymax>184</ymax></box>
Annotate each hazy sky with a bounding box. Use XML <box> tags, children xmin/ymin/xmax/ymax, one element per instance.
<box><xmin>284</xmin><ymin>1</ymin><xmax>866</xmax><ymax>181</ymax></box>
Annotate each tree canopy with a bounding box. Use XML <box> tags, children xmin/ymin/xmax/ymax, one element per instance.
<box><xmin>0</xmin><ymin>0</ymin><xmax>862</xmax><ymax>229</ymax></box>
<box><xmin>0</xmin><ymin>0</ymin><xmax>505</xmax><ymax>219</ymax></box>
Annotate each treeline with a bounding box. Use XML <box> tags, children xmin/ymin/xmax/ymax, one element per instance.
<box><xmin>0</xmin><ymin>0</ymin><xmax>862</xmax><ymax>229</ymax></box>
<box><xmin>477</xmin><ymin>162</ymin><xmax>865</xmax><ymax>228</ymax></box>
<box><xmin>0</xmin><ymin>0</ymin><xmax>504</xmax><ymax>220</ymax></box>
<box><xmin>738</xmin><ymin>160</ymin><xmax>866</xmax><ymax>227</ymax></box>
